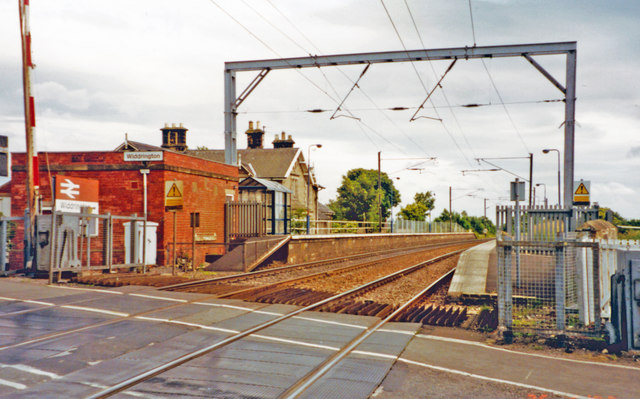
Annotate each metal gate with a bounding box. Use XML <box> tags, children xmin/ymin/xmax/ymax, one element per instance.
<box><xmin>497</xmin><ymin>238</ymin><xmax>601</xmax><ymax>336</ymax></box>
<box><xmin>224</xmin><ymin>201</ymin><xmax>266</xmax><ymax>242</ymax></box>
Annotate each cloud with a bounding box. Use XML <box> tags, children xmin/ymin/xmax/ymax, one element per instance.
<box><xmin>628</xmin><ymin>146</ymin><xmax>640</xmax><ymax>158</ymax></box>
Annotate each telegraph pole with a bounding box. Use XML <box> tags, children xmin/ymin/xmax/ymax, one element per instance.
<box><xmin>19</xmin><ymin>0</ymin><xmax>39</xmax><ymax>268</ymax></box>
<box><xmin>377</xmin><ymin>151</ymin><xmax>382</xmax><ymax>232</ymax></box>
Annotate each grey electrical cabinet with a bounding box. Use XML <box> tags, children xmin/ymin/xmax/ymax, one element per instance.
<box><xmin>610</xmin><ymin>257</ymin><xmax>640</xmax><ymax>350</ymax></box>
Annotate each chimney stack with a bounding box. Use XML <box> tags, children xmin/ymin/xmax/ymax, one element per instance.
<box><xmin>245</xmin><ymin>120</ymin><xmax>265</xmax><ymax>149</ymax></box>
<box><xmin>272</xmin><ymin>131</ymin><xmax>295</xmax><ymax>148</ymax></box>
<box><xmin>160</xmin><ymin>123</ymin><xmax>188</xmax><ymax>152</ymax></box>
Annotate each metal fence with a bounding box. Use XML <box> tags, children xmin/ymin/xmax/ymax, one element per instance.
<box><xmin>291</xmin><ymin>219</ymin><xmax>467</xmax><ymax>235</ymax></box>
<box><xmin>225</xmin><ymin>201</ymin><xmax>266</xmax><ymax>242</ymax></box>
<box><xmin>496</xmin><ymin>205</ymin><xmax>599</xmax><ymax>241</ymax></box>
<box><xmin>1</xmin><ymin>215</ymin><xmax>26</xmax><ymax>275</ymax></box>
<box><xmin>39</xmin><ymin>211</ymin><xmax>150</xmax><ymax>281</ymax></box>
<box><xmin>497</xmin><ymin>238</ymin><xmax>601</xmax><ymax>336</ymax></box>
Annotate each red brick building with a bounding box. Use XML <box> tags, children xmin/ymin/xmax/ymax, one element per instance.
<box><xmin>10</xmin><ymin>144</ymin><xmax>238</xmax><ymax>268</ymax></box>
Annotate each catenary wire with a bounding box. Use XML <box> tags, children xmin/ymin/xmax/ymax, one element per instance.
<box><xmin>381</xmin><ymin>0</ymin><xmax>474</xmax><ymax>167</ymax></box>
<box><xmin>404</xmin><ymin>0</ymin><xmax>479</xmax><ymax>161</ymax></box>
<box><xmin>206</xmin><ymin>0</ymin><xmax>405</xmax><ymax>151</ymax></box>
<box><xmin>264</xmin><ymin>0</ymin><xmax>433</xmax><ymax>156</ymax></box>
<box><xmin>465</xmin><ymin>0</ymin><xmax>531</xmax><ymax>153</ymax></box>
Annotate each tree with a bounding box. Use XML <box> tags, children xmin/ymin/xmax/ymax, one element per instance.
<box><xmin>434</xmin><ymin>209</ymin><xmax>496</xmax><ymax>236</ymax></box>
<box><xmin>398</xmin><ymin>191</ymin><xmax>436</xmax><ymax>221</ymax></box>
<box><xmin>329</xmin><ymin>168</ymin><xmax>401</xmax><ymax>221</ymax></box>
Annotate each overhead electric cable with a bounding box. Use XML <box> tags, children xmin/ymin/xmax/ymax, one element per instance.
<box><xmin>468</xmin><ymin>0</ymin><xmax>477</xmax><ymax>46</ymax></box>
<box><xmin>264</xmin><ymin>0</ymin><xmax>432</xmax><ymax>156</ymax></box>
<box><xmin>206</xmin><ymin>0</ymin><xmax>405</xmax><ymax>151</ymax></box>
<box><xmin>404</xmin><ymin>0</ymin><xmax>479</xmax><ymax>160</ymax></box>
<box><xmin>381</xmin><ymin>0</ymin><xmax>474</xmax><ymax>167</ymax></box>
<box><xmin>464</xmin><ymin>0</ymin><xmax>530</xmax><ymax>153</ymax></box>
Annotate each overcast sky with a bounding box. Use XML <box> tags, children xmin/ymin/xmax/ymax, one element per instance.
<box><xmin>1</xmin><ymin>0</ymin><xmax>639</xmax><ymax>220</ymax></box>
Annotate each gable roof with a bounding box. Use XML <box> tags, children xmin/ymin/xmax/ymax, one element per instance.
<box><xmin>114</xmin><ymin>140</ymin><xmax>164</xmax><ymax>152</ymax></box>
<box><xmin>240</xmin><ymin>177</ymin><xmax>291</xmax><ymax>193</ymax></box>
<box><xmin>187</xmin><ymin>148</ymin><xmax>302</xmax><ymax>180</ymax></box>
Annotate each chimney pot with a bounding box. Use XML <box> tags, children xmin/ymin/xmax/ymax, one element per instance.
<box><xmin>256</xmin><ymin>121</ymin><xmax>261</xmax><ymax>129</ymax></box>
<box><xmin>179</xmin><ymin>123</ymin><xmax>183</xmax><ymax>128</ymax></box>
<box><xmin>281</xmin><ymin>132</ymin><xmax>286</xmax><ymax>140</ymax></box>
<box><xmin>172</xmin><ymin>123</ymin><xmax>176</xmax><ymax>128</ymax></box>
<box><xmin>288</xmin><ymin>135</ymin><xmax>293</xmax><ymax>141</ymax></box>
<box><xmin>164</xmin><ymin>123</ymin><xmax>168</xmax><ymax>128</ymax></box>
<box><xmin>249</xmin><ymin>121</ymin><xmax>254</xmax><ymax>130</ymax></box>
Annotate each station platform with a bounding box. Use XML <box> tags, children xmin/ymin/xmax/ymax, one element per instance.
<box><xmin>448</xmin><ymin>240</ymin><xmax>497</xmax><ymax>298</ymax></box>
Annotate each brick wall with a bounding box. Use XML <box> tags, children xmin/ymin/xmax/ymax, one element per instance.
<box><xmin>286</xmin><ymin>232</ymin><xmax>477</xmax><ymax>264</ymax></box>
<box><xmin>10</xmin><ymin>151</ymin><xmax>238</xmax><ymax>269</ymax></box>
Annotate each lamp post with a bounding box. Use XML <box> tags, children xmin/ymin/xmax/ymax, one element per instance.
<box><xmin>542</xmin><ymin>149</ymin><xmax>561</xmax><ymax>207</ymax></box>
<box><xmin>306</xmin><ymin>144</ymin><xmax>322</xmax><ymax>234</ymax></box>
<box><xmin>536</xmin><ymin>183</ymin><xmax>547</xmax><ymax>207</ymax></box>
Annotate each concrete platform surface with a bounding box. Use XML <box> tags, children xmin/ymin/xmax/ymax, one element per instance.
<box><xmin>448</xmin><ymin>240</ymin><xmax>496</xmax><ymax>297</ymax></box>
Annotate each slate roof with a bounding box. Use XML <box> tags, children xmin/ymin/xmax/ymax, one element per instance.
<box><xmin>240</xmin><ymin>177</ymin><xmax>292</xmax><ymax>193</ymax></box>
<box><xmin>114</xmin><ymin>140</ymin><xmax>164</xmax><ymax>152</ymax></box>
<box><xmin>187</xmin><ymin>148</ymin><xmax>302</xmax><ymax>180</ymax></box>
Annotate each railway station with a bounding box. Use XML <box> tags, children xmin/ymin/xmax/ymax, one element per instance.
<box><xmin>2</xmin><ymin>1</ymin><xmax>640</xmax><ymax>398</ymax></box>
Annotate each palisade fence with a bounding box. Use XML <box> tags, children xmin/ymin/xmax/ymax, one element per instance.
<box><xmin>224</xmin><ymin>201</ymin><xmax>266</xmax><ymax>241</ymax></box>
<box><xmin>496</xmin><ymin>205</ymin><xmax>603</xmax><ymax>336</ymax></box>
<box><xmin>0</xmin><ymin>215</ymin><xmax>25</xmax><ymax>275</ymax></box>
<box><xmin>291</xmin><ymin>218</ymin><xmax>467</xmax><ymax>235</ymax></box>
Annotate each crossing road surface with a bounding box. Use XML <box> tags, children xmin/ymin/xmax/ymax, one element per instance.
<box><xmin>0</xmin><ymin>279</ymin><xmax>638</xmax><ymax>398</ymax></box>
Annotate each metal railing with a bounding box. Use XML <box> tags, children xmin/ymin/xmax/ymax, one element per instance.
<box><xmin>496</xmin><ymin>205</ymin><xmax>599</xmax><ymax>242</ymax></box>
<box><xmin>291</xmin><ymin>219</ymin><xmax>468</xmax><ymax>235</ymax></box>
<box><xmin>225</xmin><ymin>201</ymin><xmax>266</xmax><ymax>242</ymax></box>
<box><xmin>42</xmin><ymin>211</ymin><xmax>150</xmax><ymax>282</ymax></box>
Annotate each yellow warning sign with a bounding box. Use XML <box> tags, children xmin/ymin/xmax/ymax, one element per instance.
<box><xmin>166</xmin><ymin>183</ymin><xmax>182</xmax><ymax>198</ymax></box>
<box><xmin>574</xmin><ymin>183</ymin><xmax>589</xmax><ymax>195</ymax></box>
<box><xmin>165</xmin><ymin>180</ymin><xmax>184</xmax><ymax>210</ymax></box>
<box><xmin>573</xmin><ymin>180</ymin><xmax>590</xmax><ymax>205</ymax></box>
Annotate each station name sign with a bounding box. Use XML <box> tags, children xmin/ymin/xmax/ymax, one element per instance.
<box><xmin>124</xmin><ymin>151</ymin><xmax>163</xmax><ymax>162</ymax></box>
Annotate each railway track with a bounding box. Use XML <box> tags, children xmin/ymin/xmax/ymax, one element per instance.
<box><xmin>81</xmin><ymin>245</ymin><xmax>474</xmax><ymax>398</ymax></box>
<box><xmin>163</xmin><ymin>240</ymin><xmax>480</xmax><ymax>297</ymax></box>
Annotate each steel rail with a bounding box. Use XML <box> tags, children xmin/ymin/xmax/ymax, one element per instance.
<box><xmin>86</xmin><ymin>247</ymin><xmax>473</xmax><ymax>398</ymax></box>
<box><xmin>1</xmin><ymin>241</ymin><xmax>481</xmax><ymax>353</ymax></box>
<box><xmin>214</xmin><ymin>242</ymin><xmax>472</xmax><ymax>299</ymax></box>
<box><xmin>161</xmin><ymin>238</ymin><xmax>480</xmax><ymax>290</ymax></box>
<box><xmin>281</xmin><ymin>254</ymin><xmax>463</xmax><ymax>398</ymax></box>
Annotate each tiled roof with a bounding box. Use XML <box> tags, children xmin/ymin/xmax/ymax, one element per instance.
<box><xmin>240</xmin><ymin>177</ymin><xmax>292</xmax><ymax>193</ymax></box>
<box><xmin>114</xmin><ymin>140</ymin><xmax>164</xmax><ymax>152</ymax></box>
<box><xmin>188</xmin><ymin>148</ymin><xmax>301</xmax><ymax>179</ymax></box>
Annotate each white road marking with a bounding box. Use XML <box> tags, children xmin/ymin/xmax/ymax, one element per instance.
<box><xmin>397</xmin><ymin>357</ymin><xmax>589</xmax><ymax>399</ymax></box>
<box><xmin>251</xmin><ymin>334</ymin><xmax>340</xmax><ymax>351</ymax></box>
<box><xmin>47</xmin><ymin>285</ymin><xmax>123</xmax><ymax>295</ymax></box>
<box><xmin>0</xmin><ymin>363</ymin><xmax>61</xmax><ymax>379</ymax></box>
<box><xmin>60</xmin><ymin>305</ymin><xmax>129</xmax><ymax>317</ymax></box>
<box><xmin>22</xmin><ymin>300</ymin><xmax>55</xmax><ymax>306</ymax></box>
<box><xmin>194</xmin><ymin>301</ymin><xmax>282</xmax><ymax>316</ymax></box>
<box><xmin>128</xmin><ymin>293</ymin><xmax>187</xmax><ymax>302</ymax></box>
<box><xmin>135</xmin><ymin>316</ymin><xmax>240</xmax><ymax>335</ymax></box>
<box><xmin>0</xmin><ymin>378</ymin><xmax>26</xmax><ymax>390</ymax></box>
<box><xmin>294</xmin><ymin>316</ymin><xmax>368</xmax><ymax>330</ymax></box>
<box><xmin>417</xmin><ymin>334</ymin><xmax>640</xmax><ymax>371</ymax></box>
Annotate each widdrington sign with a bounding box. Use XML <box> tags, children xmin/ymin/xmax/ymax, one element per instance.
<box><xmin>124</xmin><ymin>151</ymin><xmax>163</xmax><ymax>162</ymax></box>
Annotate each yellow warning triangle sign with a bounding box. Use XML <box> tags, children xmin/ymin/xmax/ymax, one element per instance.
<box><xmin>575</xmin><ymin>182</ymin><xmax>589</xmax><ymax>195</ymax></box>
<box><xmin>167</xmin><ymin>183</ymin><xmax>182</xmax><ymax>198</ymax></box>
